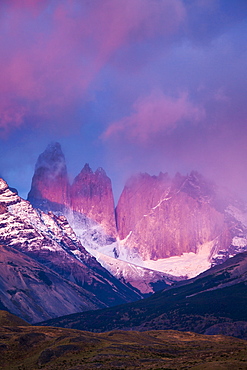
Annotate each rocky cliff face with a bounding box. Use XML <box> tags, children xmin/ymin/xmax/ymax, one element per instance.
<box><xmin>0</xmin><ymin>244</ymin><xmax>103</xmax><ymax>323</ymax></box>
<box><xmin>27</xmin><ymin>143</ymin><xmax>247</xmax><ymax>283</ymax></box>
<box><xmin>116</xmin><ymin>172</ymin><xmax>171</xmax><ymax>240</ymax></box>
<box><xmin>116</xmin><ymin>171</ymin><xmax>234</xmax><ymax>261</ymax></box>
<box><xmin>28</xmin><ymin>143</ymin><xmax>116</xmax><ymax>237</ymax></box>
<box><xmin>70</xmin><ymin>164</ymin><xmax>117</xmax><ymax>237</ymax></box>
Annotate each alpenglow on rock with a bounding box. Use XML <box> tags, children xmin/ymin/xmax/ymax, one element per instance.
<box><xmin>27</xmin><ymin>143</ymin><xmax>247</xmax><ymax>282</ymax></box>
<box><xmin>28</xmin><ymin>143</ymin><xmax>117</xmax><ymax>237</ymax></box>
<box><xmin>115</xmin><ymin>171</ymin><xmax>232</xmax><ymax>260</ymax></box>
<box><xmin>70</xmin><ymin>164</ymin><xmax>117</xmax><ymax>237</ymax></box>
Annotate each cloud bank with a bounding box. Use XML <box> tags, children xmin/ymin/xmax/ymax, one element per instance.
<box><xmin>0</xmin><ymin>0</ymin><xmax>185</xmax><ymax>135</ymax></box>
<box><xmin>103</xmin><ymin>90</ymin><xmax>204</xmax><ymax>143</ymax></box>
<box><xmin>0</xmin><ymin>0</ymin><xmax>247</xmax><ymax>201</ymax></box>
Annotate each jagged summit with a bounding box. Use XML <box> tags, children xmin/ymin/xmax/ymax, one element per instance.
<box><xmin>26</xmin><ymin>143</ymin><xmax>247</xmax><ymax>287</ymax></box>
<box><xmin>33</xmin><ymin>142</ymin><xmax>68</xmax><ymax>177</ymax></box>
<box><xmin>42</xmin><ymin>141</ymin><xmax>61</xmax><ymax>151</ymax></box>
<box><xmin>28</xmin><ymin>143</ymin><xmax>117</xmax><ymax>237</ymax></box>
<box><xmin>80</xmin><ymin>163</ymin><xmax>93</xmax><ymax>174</ymax></box>
<box><xmin>71</xmin><ymin>163</ymin><xmax>117</xmax><ymax>237</ymax></box>
<box><xmin>95</xmin><ymin>167</ymin><xmax>107</xmax><ymax>176</ymax></box>
<box><xmin>125</xmin><ymin>171</ymin><xmax>170</xmax><ymax>186</ymax></box>
<box><xmin>76</xmin><ymin>164</ymin><xmax>107</xmax><ymax>178</ymax></box>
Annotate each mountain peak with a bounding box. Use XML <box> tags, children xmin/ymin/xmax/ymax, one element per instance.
<box><xmin>0</xmin><ymin>178</ymin><xmax>8</xmax><ymax>193</ymax></box>
<box><xmin>81</xmin><ymin>163</ymin><xmax>93</xmax><ymax>174</ymax></box>
<box><xmin>95</xmin><ymin>167</ymin><xmax>106</xmax><ymax>177</ymax></box>
<box><xmin>34</xmin><ymin>142</ymin><xmax>67</xmax><ymax>174</ymax></box>
<box><xmin>27</xmin><ymin>142</ymin><xmax>69</xmax><ymax>210</ymax></box>
<box><xmin>44</xmin><ymin>141</ymin><xmax>62</xmax><ymax>153</ymax></box>
<box><xmin>28</xmin><ymin>144</ymin><xmax>117</xmax><ymax>237</ymax></box>
<box><xmin>71</xmin><ymin>164</ymin><xmax>117</xmax><ymax>237</ymax></box>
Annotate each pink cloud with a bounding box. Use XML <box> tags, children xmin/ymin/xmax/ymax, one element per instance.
<box><xmin>102</xmin><ymin>90</ymin><xmax>205</xmax><ymax>143</ymax></box>
<box><xmin>0</xmin><ymin>0</ymin><xmax>186</xmax><ymax>136</ymax></box>
<box><xmin>0</xmin><ymin>99</ymin><xmax>28</xmax><ymax>137</ymax></box>
<box><xmin>1</xmin><ymin>0</ymin><xmax>47</xmax><ymax>12</ymax></box>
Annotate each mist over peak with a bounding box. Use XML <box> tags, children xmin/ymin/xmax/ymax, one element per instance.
<box><xmin>34</xmin><ymin>142</ymin><xmax>67</xmax><ymax>175</ymax></box>
<box><xmin>0</xmin><ymin>0</ymin><xmax>246</xmax><ymax>203</ymax></box>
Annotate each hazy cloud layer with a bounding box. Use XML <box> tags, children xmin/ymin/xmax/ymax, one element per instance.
<box><xmin>0</xmin><ymin>0</ymin><xmax>185</xmax><ymax>135</ymax></box>
<box><xmin>103</xmin><ymin>90</ymin><xmax>204</xmax><ymax>143</ymax></box>
<box><xmin>0</xmin><ymin>0</ymin><xmax>247</xmax><ymax>201</ymax></box>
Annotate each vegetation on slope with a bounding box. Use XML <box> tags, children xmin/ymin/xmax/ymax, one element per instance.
<box><xmin>0</xmin><ymin>310</ymin><xmax>247</xmax><ymax>370</ymax></box>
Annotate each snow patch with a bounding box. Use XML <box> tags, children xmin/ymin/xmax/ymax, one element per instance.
<box><xmin>152</xmin><ymin>196</ymin><xmax>172</xmax><ymax>210</ymax></box>
<box><xmin>232</xmin><ymin>236</ymin><xmax>247</xmax><ymax>248</ymax></box>
<box><xmin>226</xmin><ymin>205</ymin><xmax>247</xmax><ymax>227</ymax></box>
<box><xmin>0</xmin><ymin>178</ymin><xmax>8</xmax><ymax>192</ymax></box>
<box><xmin>142</xmin><ymin>241</ymin><xmax>213</xmax><ymax>278</ymax></box>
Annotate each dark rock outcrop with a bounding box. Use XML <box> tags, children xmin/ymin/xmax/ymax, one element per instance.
<box><xmin>0</xmin><ymin>244</ymin><xmax>103</xmax><ymax>323</ymax></box>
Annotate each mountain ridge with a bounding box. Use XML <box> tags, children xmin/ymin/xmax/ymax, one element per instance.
<box><xmin>0</xmin><ymin>177</ymin><xmax>142</xmax><ymax>323</ymax></box>
<box><xmin>28</xmin><ymin>143</ymin><xmax>117</xmax><ymax>237</ymax></box>
<box><xmin>26</xmin><ymin>142</ymin><xmax>247</xmax><ymax>292</ymax></box>
<box><xmin>39</xmin><ymin>251</ymin><xmax>247</xmax><ymax>340</ymax></box>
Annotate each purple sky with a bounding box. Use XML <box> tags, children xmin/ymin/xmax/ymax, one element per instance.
<box><xmin>0</xmin><ymin>0</ymin><xmax>247</xmax><ymax>202</ymax></box>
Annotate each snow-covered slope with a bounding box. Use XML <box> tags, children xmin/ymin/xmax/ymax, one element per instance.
<box><xmin>49</xmin><ymin>187</ymin><xmax>247</xmax><ymax>291</ymax></box>
<box><xmin>89</xmin><ymin>250</ymin><xmax>183</xmax><ymax>294</ymax></box>
<box><xmin>47</xmin><ymin>181</ymin><xmax>247</xmax><ymax>289</ymax></box>
<box><xmin>60</xmin><ymin>210</ymin><xmax>180</xmax><ymax>293</ymax></box>
<box><xmin>77</xmin><ymin>237</ymin><xmax>215</xmax><ymax>280</ymax></box>
<box><xmin>0</xmin><ymin>178</ymin><xmax>142</xmax><ymax>322</ymax></box>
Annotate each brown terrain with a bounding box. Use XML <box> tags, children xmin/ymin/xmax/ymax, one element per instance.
<box><xmin>1</xmin><ymin>311</ymin><xmax>247</xmax><ymax>370</ymax></box>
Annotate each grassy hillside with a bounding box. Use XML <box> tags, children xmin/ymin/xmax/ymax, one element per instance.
<box><xmin>0</xmin><ymin>312</ymin><xmax>247</xmax><ymax>369</ymax></box>
<box><xmin>0</xmin><ymin>310</ymin><xmax>30</xmax><ymax>327</ymax></box>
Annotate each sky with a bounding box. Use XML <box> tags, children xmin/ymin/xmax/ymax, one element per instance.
<box><xmin>0</xmin><ymin>0</ymin><xmax>247</xmax><ymax>202</ymax></box>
